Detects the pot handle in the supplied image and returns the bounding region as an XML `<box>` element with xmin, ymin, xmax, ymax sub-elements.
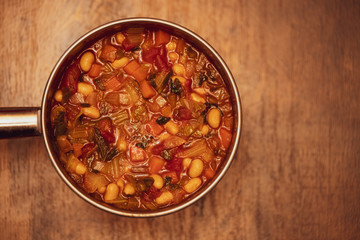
<box><xmin>0</xmin><ymin>107</ymin><xmax>42</xmax><ymax>138</ymax></box>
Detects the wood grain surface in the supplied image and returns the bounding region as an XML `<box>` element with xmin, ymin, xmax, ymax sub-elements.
<box><xmin>1</xmin><ymin>0</ymin><xmax>360</xmax><ymax>239</ymax></box>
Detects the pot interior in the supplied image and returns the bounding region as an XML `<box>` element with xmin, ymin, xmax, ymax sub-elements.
<box><xmin>41</xmin><ymin>18</ymin><xmax>241</xmax><ymax>217</ymax></box>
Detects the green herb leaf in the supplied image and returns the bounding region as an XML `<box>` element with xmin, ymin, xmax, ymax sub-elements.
<box><xmin>198</xmin><ymin>73</ymin><xmax>208</xmax><ymax>86</ymax></box>
<box><xmin>54</xmin><ymin>111</ymin><xmax>67</xmax><ymax>136</ymax></box>
<box><xmin>186</xmin><ymin>46</ymin><xmax>197</xmax><ymax>58</ymax></box>
<box><xmin>80</xmin><ymin>103</ymin><xmax>90</xmax><ymax>107</ymax></box>
<box><xmin>156</xmin><ymin>116</ymin><xmax>170</xmax><ymax>125</ymax></box>
<box><xmin>164</xmin><ymin>176</ymin><xmax>172</xmax><ymax>186</ymax></box>
<box><xmin>105</xmin><ymin>148</ymin><xmax>119</xmax><ymax>161</ymax></box>
<box><xmin>169</xmin><ymin>78</ymin><xmax>182</xmax><ymax>95</ymax></box>
<box><xmin>94</xmin><ymin>127</ymin><xmax>108</xmax><ymax>159</ymax></box>
<box><xmin>136</xmin><ymin>142</ymin><xmax>146</xmax><ymax>149</ymax></box>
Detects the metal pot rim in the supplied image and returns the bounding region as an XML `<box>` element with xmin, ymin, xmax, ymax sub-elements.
<box><xmin>41</xmin><ymin>17</ymin><xmax>242</xmax><ymax>217</ymax></box>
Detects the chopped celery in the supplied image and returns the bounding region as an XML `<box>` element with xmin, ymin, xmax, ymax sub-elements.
<box><xmin>110</xmin><ymin>110</ymin><xmax>130</xmax><ymax>126</ymax></box>
<box><xmin>176</xmin><ymin>139</ymin><xmax>214</xmax><ymax>162</ymax></box>
<box><xmin>153</xmin><ymin>70</ymin><xmax>172</xmax><ymax>93</ymax></box>
<box><xmin>94</xmin><ymin>127</ymin><xmax>108</xmax><ymax>159</ymax></box>
<box><xmin>69</xmin><ymin>126</ymin><xmax>89</xmax><ymax>139</ymax></box>
<box><xmin>104</xmin><ymin>92</ymin><xmax>119</xmax><ymax>106</ymax></box>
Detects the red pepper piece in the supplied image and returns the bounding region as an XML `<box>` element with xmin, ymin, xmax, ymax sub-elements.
<box><xmin>61</xmin><ymin>63</ymin><xmax>80</xmax><ymax>94</ymax></box>
<box><xmin>81</xmin><ymin>142</ymin><xmax>96</xmax><ymax>158</ymax></box>
<box><xmin>150</xmin><ymin>142</ymin><xmax>165</xmax><ymax>155</ymax></box>
<box><xmin>100</xmin><ymin>45</ymin><xmax>117</xmax><ymax>62</ymax></box>
<box><xmin>96</xmin><ymin>118</ymin><xmax>115</xmax><ymax>144</ymax></box>
<box><xmin>165</xmin><ymin>157</ymin><xmax>183</xmax><ymax>174</ymax></box>
<box><xmin>142</xmin><ymin>186</ymin><xmax>162</xmax><ymax>202</ymax></box>
<box><xmin>173</xmin><ymin>106</ymin><xmax>192</xmax><ymax>121</ymax></box>
<box><xmin>142</xmin><ymin>46</ymin><xmax>160</xmax><ymax>63</ymax></box>
<box><xmin>122</xmin><ymin>34</ymin><xmax>143</xmax><ymax>51</ymax></box>
<box><xmin>65</xmin><ymin>103</ymin><xmax>80</xmax><ymax>121</ymax></box>
<box><xmin>154</xmin><ymin>45</ymin><xmax>171</xmax><ymax>72</ymax></box>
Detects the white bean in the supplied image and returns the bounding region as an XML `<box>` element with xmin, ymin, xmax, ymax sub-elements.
<box><xmin>150</xmin><ymin>174</ymin><xmax>164</xmax><ymax>189</ymax></box>
<box><xmin>77</xmin><ymin>82</ymin><xmax>94</xmax><ymax>96</ymax></box>
<box><xmin>155</xmin><ymin>191</ymin><xmax>174</xmax><ymax>205</ymax></box>
<box><xmin>104</xmin><ymin>183</ymin><xmax>119</xmax><ymax>201</ymax></box>
<box><xmin>184</xmin><ymin>178</ymin><xmax>202</xmax><ymax>193</ymax></box>
<box><xmin>80</xmin><ymin>51</ymin><xmax>95</xmax><ymax>72</ymax></box>
<box><xmin>207</xmin><ymin>108</ymin><xmax>221</xmax><ymax>128</ymax></box>
<box><xmin>188</xmin><ymin>159</ymin><xmax>204</xmax><ymax>178</ymax></box>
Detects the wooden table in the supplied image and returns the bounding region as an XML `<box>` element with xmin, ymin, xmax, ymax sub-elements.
<box><xmin>1</xmin><ymin>0</ymin><xmax>359</xmax><ymax>239</ymax></box>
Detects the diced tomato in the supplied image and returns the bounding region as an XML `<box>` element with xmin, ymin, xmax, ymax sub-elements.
<box><xmin>161</xmin><ymin>171</ymin><xmax>179</xmax><ymax>184</ymax></box>
<box><xmin>130</xmin><ymin>145</ymin><xmax>146</xmax><ymax>162</ymax></box>
<box><xmin>100</xmin><ymin>45</ymin><xmax>117</xmax><ymax>62</ymax></box>
<box><xmin>165</xmin><ymin>157</ymin><xmax>183</xmax><ymax>174</ymax></box>
<box><xmin>161</xmin><ymin>105</ymin><xmax>172</xmax><ymax>118</ymax></box>
<box><xmin>142</xmin><ymin>186</ymin><xmax>161</xmax><ymax>202</ymax></box>
<box><xmin>132</xmin><ymin>66</ymin><xmax>149</xmax><ymax>82</ymax></box>
<box><xmin>122</xmin><ymin>33</ymin><xmax>144</xmax><ymax>51</ymax></box>
<box><xmin>155</xmin><ymin>30</ymin><xmax>170</xmax><ymax>46</ymax></box>
<box><xmin>147</xmin><ymin>117</ymin><xmax>164</xmax><ymax>136</ymax></box>
<box><xmin>123</xmin><ymin>60</ymin><xmax>141</xmax><ymax>76</ymax></box>
<box><xmin>73</xmin><ymin>143</ymin><xmax>83</xmax><ymax>157</ymax></box>
<box><xmin>142</xmin><ymin>47</ymin><xmax>160</xmax><ymax>63</ymax></box>
<box><xmin>219</xmin><ymin>127</ymin><xmax>232</xmax><ymax>149</ymax></box>
<box><xmin>96</xmin><ymin>118</ymin><xmax>115</xmax><ymax>144</ymax></box>
<box><xmin>104</xmin><ymin>76</ymin><xmax>121</xmax><ymax>90</ymax></box>
<box><xmin>150</xmin><ymin>142</ymin><xmax>165</xmax><ymax>155</ymax></box>
<box><xmin>154</xmin><ymin>45</ymin><xmax>171</xmax><ymax>71</ymax></box>
<box><xmin>183</xmin><ymin>79</ymin><xmax>193</xmax><ymax>95</ymax></box>
<box><xmin>140</xmin><ymin>81</ymin><xmax>156</xmax><ymax>99</ymax></box>
<box><xmin>204</xmin><ymin>167</ymin><xmax>215</xmax><ymax>179</ymax></box>
<box><xmin>149</xmin><ymin>156</ymin><xmax>165</xmax><ymax>174</ymax></box>
<box><xmin>65</xmin><ymin>103</ymin><xmax>80</xmax><ymax>121</ymax></box>
<box><xmin>61</xmin><ymin>63</ymin><xmax>80</xmax><ymax>94</ymax></box>
<box><xmin>81</xmin><ymin>143</ymin><xmax>96</xmax><ymax>158</ymax></box>
<box><xmin>173</xmin><ymin>106</ymin><xmax>192</xmax><ymax>121</ymax></box>
<box><xmin>88</xmin><ymin>64</ymin><xmax>102</xmax><ymax>78</ymax></box>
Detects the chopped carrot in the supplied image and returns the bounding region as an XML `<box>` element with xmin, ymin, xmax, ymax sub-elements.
<box><xmin>176</xmin><ymin>39</ymin><xmax>185</xmax><ymax>54</ymax></box>
<box><xmin>219</xmin><ymin>128</ymin><xmax>232</xmax><ymax>149</ymax></box>
<box><xmin>149</xmin><ymin>156</ymin><xmax>165</xmax><ymax>174</ymax></box>
<box><xmin>132</xmin><ymin>66</ymin><xmax>149</xmax><ymax>82</ymax></box>
<box><xmin>140</xmin><ymin>81</ymin><xmax>156</xmax><ymax>99</ymax></box>
<box><xmin>155</xmin><ymin>30</ymin><xmax>170</xmax><ymax>46</ymax></box>
<box><xmin>124</xmin><ymin>60</ymin><xmax>141</xmax><ymax>75</ymax></box>
<box><xmin>161</xmin><ymin>105</ymin><xmax>172</xmax><ymax>118</ymax></box>
<box><xmin>147</xmin><ymin>117</ymin><xmax>164</xmax><ymax>136</ymax></box>
<box><xmin>72</xmin><ymin>143</ymin><xmax>83</xmax><ymax>158</ymax></box>
<box><xmin>104</xmin><ymin>76</ymin><xmax>121</xmax><ymax>90</ymax></box>
<box><xmin>204</xmin><ymin>167</ymin><xmax>215</xmax><ymax>179</ymax></box>
<box><xmin>88</xmin><ymin>64</ymin><xmax>102</xmax><ymax>78</ymax></box>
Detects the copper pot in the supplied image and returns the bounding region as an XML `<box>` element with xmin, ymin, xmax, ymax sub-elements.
<box><xmin>0</xmin><ymin>18</ymin><xmax>242</xmax><ymax>217</ymax></box>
